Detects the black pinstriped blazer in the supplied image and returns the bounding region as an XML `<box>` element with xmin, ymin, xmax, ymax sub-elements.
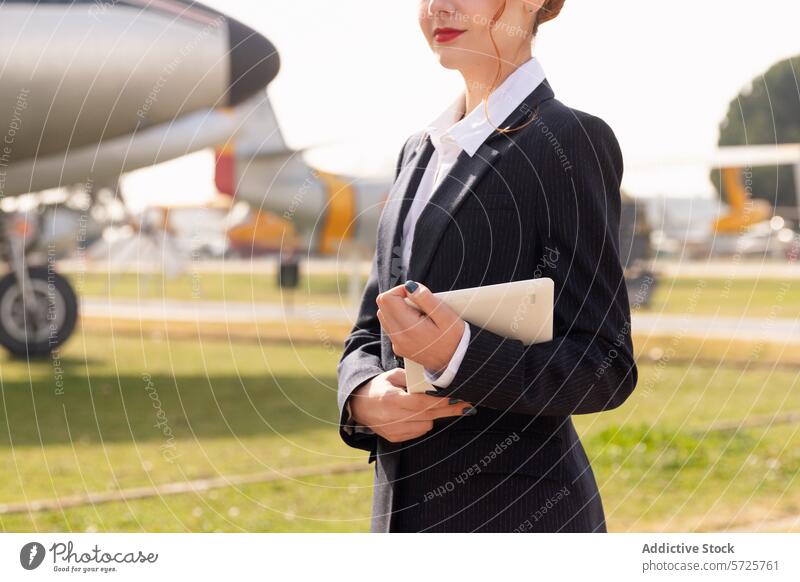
<box><xmin>336</xmin><ymin>78</ymin><xmax>638</xmax><ymax>532</ymax></box>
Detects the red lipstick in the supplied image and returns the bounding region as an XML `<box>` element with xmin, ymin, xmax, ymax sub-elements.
<box><xmin>433</xmin><ymin>27</ymin><xmax>465</xmax><ymax>43</ymax></box>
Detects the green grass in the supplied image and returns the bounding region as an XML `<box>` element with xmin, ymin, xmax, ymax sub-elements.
<box><xmin>0</xmin><ymin>325</ymin><xmax>798</xmax><ymax>532</ymax></box>
<box><xmin>67</xmin><ymin>271</ymin><xmax>369</xmax><ymax>305</ymax></box>
<box><xmin>0</xmin><ymin>472</ymin><xmax>374</xmax><ymax>533</ymax></box>
<box><xmin>640</xmin><ymin>276</ymin><xmax>800</xmax><ymax>318</ymax></box>
<box><xmin>583</xmin><ymin>424</ymin><xmax>800</xmax><ymax>532</ymax></box>
<box><xmin>0</xmin><ymin>332</ymin><xmax>357</xmax><ymax>504</ymax></box>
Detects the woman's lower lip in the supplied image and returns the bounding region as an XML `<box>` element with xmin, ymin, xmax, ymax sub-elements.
<box><xmin>434</xmin><ymin>30</ymin><xmax>465</xmax><ymax>43</ymax></box>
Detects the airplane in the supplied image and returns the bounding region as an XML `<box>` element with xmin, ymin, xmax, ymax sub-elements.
<box><xmin>643</xmin><ymin>144</ymin><xmax>800</xmax><ymax>260</ymax></box>
<box><xmin>0</xmin><ymin>0</ymin><xmax>280</xmax><ymax>357</ymax></box>
<box><xmin>212</xmin><ymin>91</ymin><xmax>394</xmax><ymax>306</ymax></box>
<box><xmin>213</xmin><ymin>95</ymin><xmax>393</xmax><ymax>259</ymax></box>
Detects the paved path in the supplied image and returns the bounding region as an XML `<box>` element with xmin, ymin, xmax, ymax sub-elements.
<box><xmin>81</xmin><ymin>298</ymin><xmax>800</xmax><ymax>343</ymax></box>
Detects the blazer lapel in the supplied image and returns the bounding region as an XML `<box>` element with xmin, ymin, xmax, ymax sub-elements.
<box><xmin>377</xmin><ymin>135</ymin><xmax>435</xmax><ymax>291</ymax></box>
<box><xmin>406</xmin><ymin>79</ymin><xmax>555</xmax><ymax>285</ymax></box>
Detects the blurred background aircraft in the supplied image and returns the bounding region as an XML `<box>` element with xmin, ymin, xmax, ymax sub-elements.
<box><xmin>637</xmin><ymin>145</ymin><xmax>800</xmax><ymax>261</ymax></box>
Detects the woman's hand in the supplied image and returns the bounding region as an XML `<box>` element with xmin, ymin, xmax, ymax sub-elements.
<box><xmin>375</xmin><ymin>280</ymin><xmax>465</xmax><ymax>374</ymax></box>
<box><xmin>350</xmin><ymin>368</ymin><xmax>475</xmax><ymax>443</ymax></box>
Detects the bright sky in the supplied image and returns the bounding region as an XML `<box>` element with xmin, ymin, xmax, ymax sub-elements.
<box><xmin>124</xmin><ymin>0</ymin><xmax>800</xmax><ymax>210</ymax></box>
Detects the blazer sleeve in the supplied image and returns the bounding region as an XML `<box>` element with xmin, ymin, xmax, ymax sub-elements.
<box><xmin>432</xmin><ymin>115</ymin><xmax>638</xmax><ymax>416</ymax></box>
<box><xmin>336</xmin><ymin>135</ymin><xmax>411</xmax><ymax>453</ymax></box>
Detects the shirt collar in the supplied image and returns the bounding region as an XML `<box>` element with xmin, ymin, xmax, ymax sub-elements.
<box><xmin>425</xmin><ymin>56</ymin><xmax>546</xmax><ymax>157</ymax></box>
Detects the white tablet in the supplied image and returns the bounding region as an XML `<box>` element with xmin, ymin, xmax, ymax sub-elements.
<box><xmin>400</xmin><ymin>277</ymin><xmax>554</xmax><ymax>393</ymax></box>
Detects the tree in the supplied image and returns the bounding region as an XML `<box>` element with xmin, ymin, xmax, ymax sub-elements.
<box><xmin>713</xmin><ymin>55</ymin><xmax>800</xmax><ymax>210</ymax></box>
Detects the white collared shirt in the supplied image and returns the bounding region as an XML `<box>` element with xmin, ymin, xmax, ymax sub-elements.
<box><xmin>402</xmin><ymin>55</ymin><xmax>547</xmax><ymax>388</ymax></box>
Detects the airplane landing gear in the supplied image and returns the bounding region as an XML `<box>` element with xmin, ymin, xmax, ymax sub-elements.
<box><xmin>0</xmin><ymin>215</ymin><xmax>78</xmax><ymax>358</ymax></box>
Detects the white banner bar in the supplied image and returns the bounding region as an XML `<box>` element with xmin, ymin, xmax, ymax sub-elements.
<box><xmin>1</xmin><ymin>533</ymin><xmax>798</xmax><ymax>581</ymax></box>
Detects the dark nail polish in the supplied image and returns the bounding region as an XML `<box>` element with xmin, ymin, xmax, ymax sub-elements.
<box><xmin>461</xmin><ymin>407</ymin><xmax>477</xmax><ymax>416</ymax></box>
<box><xmin>405</xmin><ymin>280</ymin><xmax>419</xmax><ymax>293</ymax></box>
<box><xmin>448</xmin><ymin>398</ymin><xmax>463</xmax><ymax>405</ymax></box>
<box><xmin>425</xmin><ymin>390</ymin><xmax>440</xmax><ymax>396</ymax></box>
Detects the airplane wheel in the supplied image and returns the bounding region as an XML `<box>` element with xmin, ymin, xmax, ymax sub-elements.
<box><xmin>0</xmin><ymin>267</ymin><xmax>78</xmax><ymax>358</ymax></box>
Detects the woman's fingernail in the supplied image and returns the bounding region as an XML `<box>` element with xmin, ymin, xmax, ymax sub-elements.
<box><xmin>461</xmin><ymin>407</ymin><xmax>477</xmax><ymax>416</ymax></box>
<box><xmin>448</xmin><ymin>398</ymin><xmax>463</xmax><ymax>405</ymax></box>
<box><xmin>425</xmin><ymin>390</ymin><xmax>440</xmax><ymax>396</ymax></box>
<box><xmin>405</xmin><ymin>280</ymin><xmax>419</xmax><ymax>293</ymax></box>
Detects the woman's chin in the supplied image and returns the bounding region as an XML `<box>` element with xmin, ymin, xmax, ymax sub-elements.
<box><xmin>432</xmin><ymin>50</ymin><xmax>470</xmax><ymax>71</ymax></box>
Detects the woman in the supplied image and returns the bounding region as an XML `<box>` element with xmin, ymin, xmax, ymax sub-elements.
<box><xmin>336</xmin><ymin>0</ymin><xmax>637</xmax><ymax>533</ymax></box>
